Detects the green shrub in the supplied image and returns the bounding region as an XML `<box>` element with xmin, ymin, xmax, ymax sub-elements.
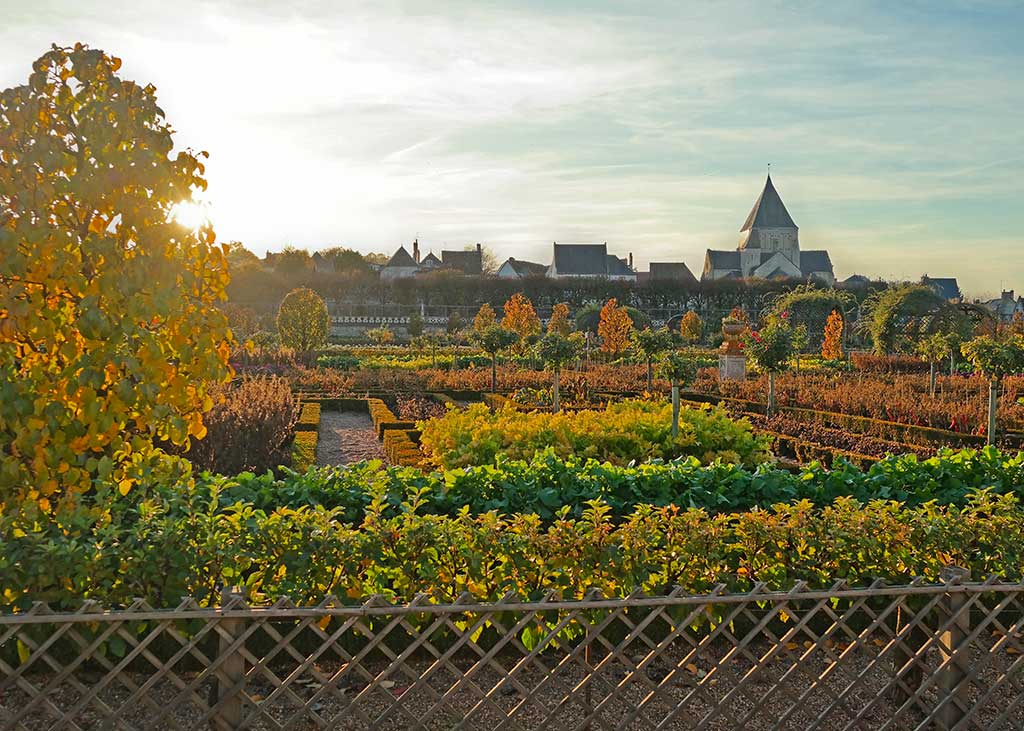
<box><xmin>291</xmin><ymin>431</ymin><xmax>318</xmax><ymax>472</ymax></box>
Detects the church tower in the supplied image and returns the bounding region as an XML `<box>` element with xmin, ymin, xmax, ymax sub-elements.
<box><xmin>737</xmin><ymin>174</ymin><xmax>800</xmax><ymax>272</ymax></box>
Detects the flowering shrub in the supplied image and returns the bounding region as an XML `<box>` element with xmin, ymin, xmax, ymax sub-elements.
<box><xmin>418</xmin><ymin>400</ymin><xmax>770</xmax><ymax>468</ymax></box>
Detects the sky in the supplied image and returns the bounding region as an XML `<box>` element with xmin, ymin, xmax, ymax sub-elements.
<box><xmin>1</xmin><ymin>1</ymin><xmax>1022</xmax><ymax>298</ymax></box>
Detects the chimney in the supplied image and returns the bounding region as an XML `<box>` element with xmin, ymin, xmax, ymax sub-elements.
<box><xmin>628</xmin><ymin>252</ymin><xmax>634</xmax><ymax>269</ymax></box>
<box><xmin>413</xmin><ymin>238</ymin><xmax>420</xmax><ymax>264</ymax></box>
<box><xmin>476</xmin><ymin>242</ymin><xmax>482</xmax><ymax>254</ymax></box>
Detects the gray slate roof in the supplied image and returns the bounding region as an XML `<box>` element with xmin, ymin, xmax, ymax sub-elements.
<box><xmin>420</xmin><ymin>252</ymin><xmax>443</xmax><ymax>267</ymax></box>
<box><xmin>385</xmin><ymin>246</ymin><xmax>417</xmax><ymax>268</ymax></box>
<box><xmin>606</xmin><ymin>255</ymin><xmax>634</xmax><ymax>277</ymax></box>
<box><xmin>705</xmin><ymin>250</ymin><xmax>740</xmax><ymax>269</ymax></box>
<box><xmin>800</xmin><ymin>250</ymin><xmax>833</xmax><ymax>275</ymax></box>
<box><xmin>502</xmin><ymin>257</ymin><xmax>547</xmax><ymax>277</ymax></box>
<box><xmin>552</xmin><ymin>243</ymin><xmax>609</xmax><ymax>275</ymax></box>
<box><xmin>922</xmin><ymin>276</ymin><xmax>961</xmax><ymax>301</ymax></box>
<box><xmin>649</xmin><ymin>262</ymin><xmax>698</xmax><ymax>284</ymax></box>
<box><xmin>441</xmin><ymin>249</ymin><xmax>483</xmax><ymax>275</ymax></box>
<box><xmin>741</xmin><ymin>174</ymin><xmax>797</xmax><ymax>231</ymax></box>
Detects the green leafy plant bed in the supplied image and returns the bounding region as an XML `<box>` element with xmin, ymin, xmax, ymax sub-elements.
<box><xmin>418</xmin><ymin>400</ymin><xmax>771</xmax><ymax>469</ymax></box>
<box><xmin>196</xmin><ymin>447</ymin><xmax>1024</xmax><ymax>524</ymax></box>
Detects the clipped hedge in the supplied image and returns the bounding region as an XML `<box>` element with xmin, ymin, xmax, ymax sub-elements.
<box><xmin>291</xmin><ymin>431</ymin><xmax>318</xmax><ymax>471</ymax></box>
<box><xmin>295</xmin><ymin>402</ymin><xmax>321</xmax><ymax>432</ymax></box>
<box><xmin>5</xmin><ymin>487</ymin><xmax>1023</xmax><ymax>610</ymax></box>
<box><xmin>383</xmin><ymin>429</ymin><xmax>423</xmax><ymax>467</ymax></box>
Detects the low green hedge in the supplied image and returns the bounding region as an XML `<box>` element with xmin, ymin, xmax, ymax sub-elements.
<box><xmin>4</xmin><ymin>486</ymin><xmax>1023</xmax><ymax>610</ymax></box>
<box><xmin>295</xmin><ymin>402</ymin><xmax>321</xmax><ymax>432</ymax></box>
<box><xmin>291</xmin><ymin>431</ymin><xmax>318</xmax><ymax>471</ymax></box>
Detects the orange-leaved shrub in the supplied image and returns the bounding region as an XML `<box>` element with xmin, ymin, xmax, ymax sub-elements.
<box><xmin>184</xmin><ymin>377</ymin><xmax>298</xmax><ymax>474</ymax></box>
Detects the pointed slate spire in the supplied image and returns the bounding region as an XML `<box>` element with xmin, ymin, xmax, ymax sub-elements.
<box><xmin>741</xmin><ymin>174</ymin><xmax>797</xmax><ymax>232</ymax></box>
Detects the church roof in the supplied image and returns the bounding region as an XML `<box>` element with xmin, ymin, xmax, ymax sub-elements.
<box><xmin>800</xmin><ymin>251</ymin><xmax>833</xmax><ymax>277</ymax></box>
<box><xmin>385</xmin><ymin>246</ymin><xmax>417</xmax><ymax>268</ymax></box>
<box><xmin>741</xmin><ymin>174</ymin><xmax>797</xmax><ymax>232</ymax></box>
<box><xmin>705</xmin><ymin>250</ymin><xmax>740</xmax><ymax>270</ymax></box>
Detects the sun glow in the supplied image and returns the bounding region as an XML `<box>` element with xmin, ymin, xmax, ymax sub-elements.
<box><xmin>169</xmin><ymin>200</ymin><xmax>212</xmax><ymax>231</ymax></box>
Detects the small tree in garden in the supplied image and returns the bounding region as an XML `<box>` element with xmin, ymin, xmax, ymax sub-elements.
<box><xmin>599</xmin><ymin>298</ymin><xmax>634</xmax><ymax>355</ymax></box>
<box><xmin>659</xmin><ymin>352</ymin><xmax>699</xmax><ymax>438</ymax></box>
<box><xmin>745</xmin><ymin>316</ymin><xmax>804</xmax><ymax>416</ymax></box>
<box><xmin>446</xmin><ymin>311</ymin><xmax>463</xmax><ymax>336</ymax></box>
<box><xmin>366</xmin><ymin>327</ymin><xmax>395</xmax><ymax>345</ymax></box>
<box><xmin>503</xmin><ymin>293</ymin><xmax>541</xmax><ymax>352</ymax></box>
<box><xmin>632</xmin><ymin>327</ymin><xmax>675</xmax><ymax>392</ymax></box>
<box><xmin>961</xmin><ymin>334</ymin><xmax>1024</xmax><ymax>445</ymax></box>
<box><xmin>473</xmin><ymin>303</ymin><xmax>496</xmax><ymax>334</ymax></box>
<box><xmin>679</xmin><ymin>311</ymin><xmax>703</xmax><ymax>345</ymax></box>
<box><xmin>821</xmin><ymin>310</ymin><xmax>844</xmax><ymax>361</ymax></box>
<box><xmin>475</xmin><ymin>325</ymin><xmax>519</xmax><ymax>392</ymax></box>
<box><xmin>916</xmin><ymin>332</ymin><xmax>950</xmax><ymax>398</ymax></box>
<box><xmin>536</xmin><ymin>333</ymin><xmax>583</xmax><ymax>412</ymax></box>
<box><xmin>277</xmin><ymin>288</ymin><xmax>330</xmax><ymax>353</ymax></box>
<box><xmin>547</xmin><ymin>302</ymin><xmax>572</xmax><ymax>336</ymax></box>
<box><xmin>406</xmin><ymin>312</ymin><xmax>424</xmax><ymax>339</ymax></box>
<box><xmin>424</xmin><ymin>332</ymin><xmax>443</xmax><ymax>367</ymax></box>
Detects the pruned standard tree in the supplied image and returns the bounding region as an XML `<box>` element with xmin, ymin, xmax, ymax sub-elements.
<box><xmin>475</xmin><ymin>324</ymin><xmax>519</xmax><ymax>393</ymax></box>
<box><xmin>0</xmin><ymin>45</ymin><xmax>233</xmax><ymax>512</ymax></box>
<box><xmin>536</xmin><ymin>332</ymin><xmax>583</xmax><ymax>412</ymax></box>
<box><xmin>277</xmin><ymin>287</ymin><xmax>330</xmax><ymax>352</ymax></box>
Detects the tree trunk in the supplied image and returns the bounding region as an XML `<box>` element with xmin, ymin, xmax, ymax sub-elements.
<box><xmin>553</xmin><ymin>366</ymin><xmax>561</xmax><ymax>413</ymax></box>
<box><xmin>929</xmin><ymin>363</ymin><xmax>936</xmax><ymax>398</ymax></box>
<box><xmin>767</xmin><ymin>371</ymin><xmax>777</xmax><ymax>417</ymax></box>
<box><xmin>987</xmin><ymin>378</ymin><xmax>999</xmax><ymax>446</ymax></box>
<box><xmin>491</xmin><ymin>354</ymin><xmax>497</xmax><ymax>393</ymax></box>
<box><xmin>950</xmin><ymin>351</ymin><xmax>955</xmax><ymax>377</ymax></box>
<box><xmin>671</xmin><ymin>384</ymin><xmax>680</xmax><ymax>438</ymax></box>
<box><xmin>646</xmin><ymin>359</ymin><xmax>653</xmax><ymax>393</ymax></box>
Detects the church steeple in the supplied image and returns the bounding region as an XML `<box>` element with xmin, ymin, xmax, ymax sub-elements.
<box><xmin>740</xmin><ymin>174</ymin><xmax>797</xmax><ymax>232</ymax></box>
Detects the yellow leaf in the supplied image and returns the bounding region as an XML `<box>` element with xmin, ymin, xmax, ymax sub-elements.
<box><xmin>118</xmin><ymin>478</ymin><xmax>132</xmax><ymax>496</ymax></box>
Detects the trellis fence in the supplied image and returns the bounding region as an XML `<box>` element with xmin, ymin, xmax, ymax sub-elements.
<box><xmin>2</xmin><ymin>572</ymin><xmax>1023</xmax><ymax>730</ymax></box>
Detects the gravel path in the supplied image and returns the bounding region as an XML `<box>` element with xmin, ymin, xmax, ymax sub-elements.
<box><xmin>316</xmin><ymin>410</ymin><xmax>385</xmax><ymax>466</ymax></box>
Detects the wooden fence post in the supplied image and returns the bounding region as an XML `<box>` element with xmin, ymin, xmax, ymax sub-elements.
<box><xmin>211</xmin><ymin>587</ymin><xmax>247</xmax><ymax>731</ymax></box>
<box><xmin>937</xmin><ymin>566</ymin><xmax>971</xmax><ymax>731</ymax></box>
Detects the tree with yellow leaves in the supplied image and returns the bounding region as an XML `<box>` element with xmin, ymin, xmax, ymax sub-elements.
<box><xmin>679</xmin><ymin>311</ymin><xmax>703</xmax><ymax>344</ymax></box>
<box><xmin>821</xmin><ymin>310</ymin><xmax>844</xmax><ymax>361</ymax></box>
<box><xmin>278</xmin><ymin>288</ymin><xmax>330</xmax><ymax>352</ymax></box>
<box><xmin>598</xmin><ymin>298</ymin><xmax>633</xmax><ymax>355</ymax></box>
<box><xmin>502</xmin><ymin>292</ymin><xmax>541</xmax><ymax>352</ymax></box>
<box><xmin>473</xmin><ymin>302</ymin><xmax>496</xmax><ymax>335</ymax></box>
<box><xmin>547</xmin><ymin>302</ymin><xmax>572</xmax><ymax>336</ymax></box>
<box><xmin>0</xmin><ymin>45</ymin><xmax>233</xmax><ymax>513</ymax></box>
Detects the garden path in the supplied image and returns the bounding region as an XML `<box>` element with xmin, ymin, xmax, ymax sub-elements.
<box><xmin>316</xmin><ymin>411</ymin><xmax>386</xmax><ymax>466</ymax></box>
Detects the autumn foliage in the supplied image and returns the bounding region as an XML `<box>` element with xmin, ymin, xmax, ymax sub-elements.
<box><xmin>821</xmin><ymin>310</ymin><xmax>844</xmax><ymax>360</ymax></box>
<box><xmin>502</xmin><ymin>292</ymin><xmax>541</xmax><ymax>340</ymax></box>
<box><xmin>547</xmin><ymin>302</ymin><xmax>572</xmax><ymax>336</ymax></box>
<box><xmin>598</xmin><ymin>298</ymin><xmax>633</xmax><ymax>354</ymax></box>
<box><xmin>0</xmin><ymin>45</ymin><xmax>233</xmax><ymax>512</ymax></box>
